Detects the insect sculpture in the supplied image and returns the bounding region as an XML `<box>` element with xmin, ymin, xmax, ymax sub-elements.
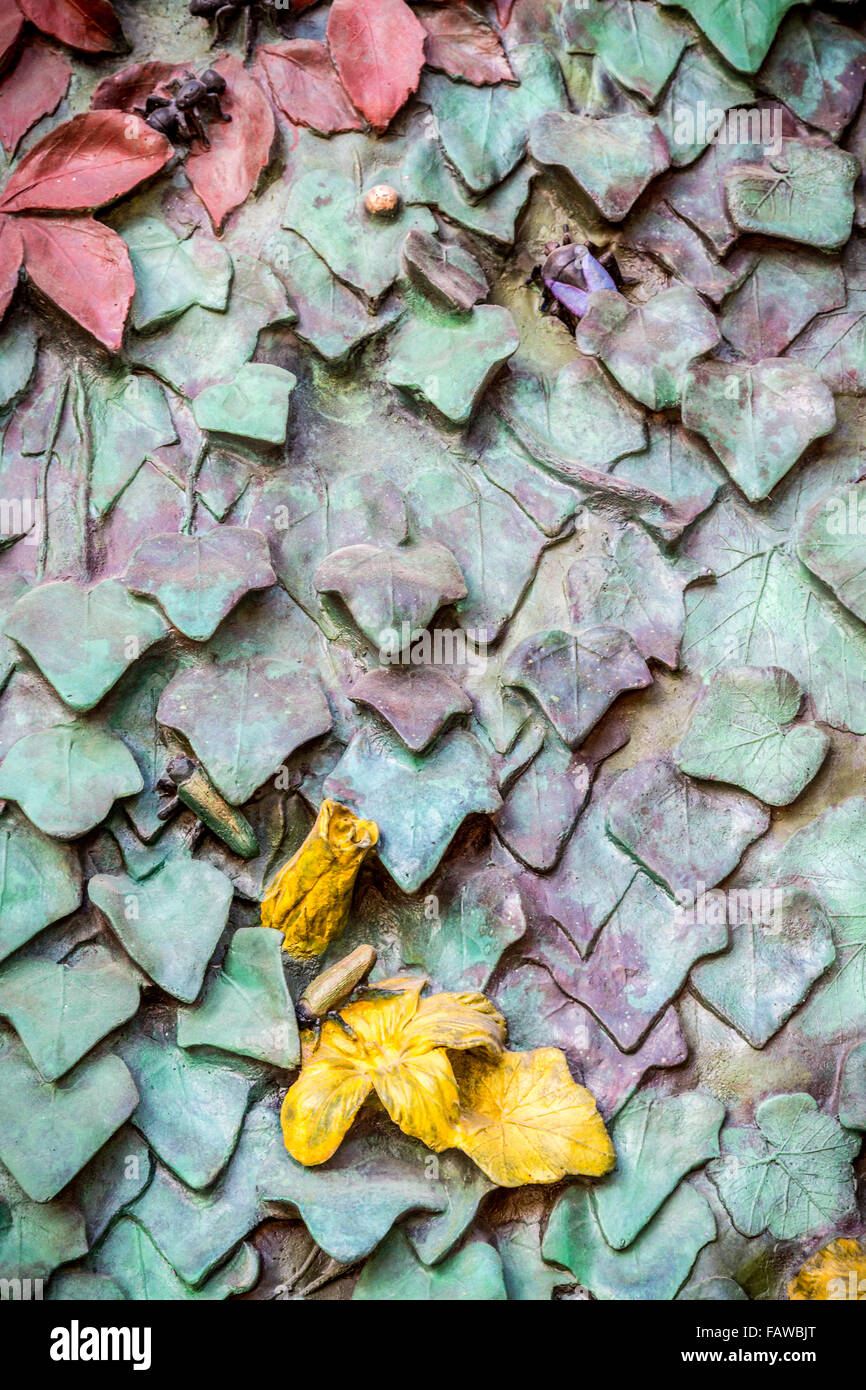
<box><xmin>136</xmin><ymin>67</ymin><xmax>231</xmax><ymax>148</ymax></box>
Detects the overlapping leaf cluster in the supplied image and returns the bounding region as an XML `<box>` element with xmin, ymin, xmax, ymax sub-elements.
<box><xmin>0</xmin><ymin>0</ymin><xmax>863</xmax><ymax>1304</ymax></box>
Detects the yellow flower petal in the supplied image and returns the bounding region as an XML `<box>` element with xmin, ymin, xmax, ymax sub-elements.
<box><xmin>403</xmin><ymin>990</ymin><xmax>507</xmax><ymax>1059</ymax></box>
<box><xmin>372</xmin><ymin>1048</ymin><xmax>461</xmax><ymax>1151</ymax></box>
<box><xmin>281</xmin><ymin>1055</ymin><xmax>372</xmax><ymax>1165</ymax></box>
<box><xmin>451</xmin><ymin>1048</ymin><xmax>616</xmax><ymax>1187</ymax></box>
<box><xmin>787</xmin><ymin>1238</ymin><xmax>866</xmax><ymax>1300</ymax></box>
<box><xmin>338</xmin><ymin>979</ymin><xmax>425</xmax><ymax>1049</ymax></box>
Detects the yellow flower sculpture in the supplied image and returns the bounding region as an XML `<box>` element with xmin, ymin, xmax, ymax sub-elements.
<box><xmin>261</xmin><ymin>799</ymin><xmax>379</xmax><ymax>960</ymax></box>
<box><xmin>788</xmin><ymin>1238</ymin><xmax>866</xmax><ymax>1300</ymax></box>
<box><xmin>280</xmin><ymin>975</ymin><xmax>615</xmax><ymax>1186</ymax></box>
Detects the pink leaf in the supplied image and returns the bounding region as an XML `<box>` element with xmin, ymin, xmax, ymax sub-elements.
<box><xmin>416</xmin><ymin>3</ymin><xmax>514</xmax><ymax>86</ymax></box>
<box><xmin>492</xmin><ymin>0</ymin><xmax>516</xmax><ymax>24</ymax></box>
<box><xmin>18</xmin><ymin>212</ymin><xmax>133</xmax><ymax>349</ymax></box>
<box><xmin>0</xmin><ymin>212</ymin><xmax>22</xmax><ymax>320</ymax></box>
<box><xmin>185</xmin><ymin>54</ymin><xmax>274</xmax><ymax>232</ymax></box>
<box><xmin>326</xmin><ymin>0</ymin><xmax>425</xmax><ymax>133</ymax></box>
<box><xmin>17</xmin><ymin>0</ymin><xmax>124</xmax><ymax>53</ymax></box>
<box><xmin>91</xmin><ymin>59</ymin><xmax>185</xmax><ymax>111</ymax></box>
<box><xmin>0</xmin><ymin>110</ymin><xmax>171</xmax><ymax>213</ymax></box>
<box><xmin>0</xmin><ymin>43</ymin><xmax>71</xmax><ymax>152</ymax></box>
<box><xmin>0</xmin><ymin>0</ymin><xmax>23</xmax><ymax>72</ymax></box>
<box><xmin>257</xmin><ymin>40</ymin><xmax>363</xmax><ymax>135</ymax></box>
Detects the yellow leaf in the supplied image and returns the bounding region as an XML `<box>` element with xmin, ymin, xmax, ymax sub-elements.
<box><xmin>280</xmin><ymin>1054</ymin><xmax>373</xmax><ymax>1165</ymax></box>
<box><xmin>787</xmin><ymin>1238</ymin><xmax>866</xmax><ymax>1300</ymax></box>
<box><xmin>261</xmin><ymin>799</ymin><xmax>378</xmax><ymax>959</ymax></box>
<box><xmin>403</xmin><ymin>990</ymin><xmax>506</xmax><ymax>1059</ymax></box>
<box><xmin>451</xmin><ymin>1048</ymin><xmax>616</xmax><ymax>1187</ymax></box>
<box><xmin>281</xmin><ymin>980</ymin><xmax>489</xmax><ymax>1162</ymax></box>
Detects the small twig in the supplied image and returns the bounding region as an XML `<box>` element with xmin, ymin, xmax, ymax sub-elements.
<box><xmin>36</xmin><ymin>374</ymin><xmax>71</xmax><ymax>579</ymax></box>
<box><xmin>295</xmin><ymin>1258</ymin><xmax>354</xmax><ymax>1299</ymax></box>
<box><xmin>181</xmin><ymin>439</ymin><xmax>209</xmax><ymax>535</ymax></box>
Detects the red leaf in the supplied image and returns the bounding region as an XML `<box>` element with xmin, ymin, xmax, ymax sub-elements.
<box><xmin>18</xmin><ymin>213</ymin><xmax>133</xmax><ymax>349</ymax></box>
<box><xmin>0</xmin><ymin>110</ymin><xmax>171</xmax><ymax>213</ymax></box>
<box><xmin>416</xmin><ymin>3</ymin><xmax>514</xmax><ymax>86</ymax></box>
<box><xmin>0</xmin><ymin>43</ymin><xmax>71</xmax><ymax>152</ymax></box>
<box><xmin>257</xmin><ymin>41</ymin><xmax>362</xmax><ymax>135</ymax></box>
<box><xmin>492</xmin><ymin>0</ymin><xmax>516</xmax><ymax>23</ymax></box>
<box><xmin>0</xmin><ymin>0</ymin><xmax>23</xmax><ymax>72</ymax></box>
<box><xmin>185</xmin><ymin>54</ymin><xmax>274</xmax><ymax>232</ymax></box>
<box><xmin>17</xmin><ymin>0</ymin><xmax>124</xmax><ymax>53</ymax></box>
<box><xmin>0</xmin><ymin>213</ymin><xmax>23</xmax><ymax>321</ymax></box>
<box><xmin>91</xmin><ymin>59</ymin><xmax>185</xmax><ymax>111</ymax></box>
<box><xmin>326</xmin><ymin>0</ymin><xmax>425</xmax><ymax>133</ymax></box>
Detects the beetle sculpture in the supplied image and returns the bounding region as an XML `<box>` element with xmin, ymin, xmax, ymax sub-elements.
<box><xmin>135</xmin><ymin>67</ymin><xmax>231</xmax><ymax>148</ymax></box>
<box><xmin>293</xmin><ymin>944</ymin><xmax>409</xmax><ymax>1052</ymax></box>
<box><xmin>156</xmin><ymin>754</ymin><xmax>259</xmax><ymax>858</ymax></box>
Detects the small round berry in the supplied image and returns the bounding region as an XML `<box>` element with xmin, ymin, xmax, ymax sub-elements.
<box><xmin>364</xmin><ymin>184</ymin><xmax>401</xmax><ymax>217</ymax></box>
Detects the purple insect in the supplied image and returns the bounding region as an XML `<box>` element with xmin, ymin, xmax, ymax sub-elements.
<box><xmin>530</xmin><ymin>227</ymin><xmax>623</xmax><ymax>329</ymax></box>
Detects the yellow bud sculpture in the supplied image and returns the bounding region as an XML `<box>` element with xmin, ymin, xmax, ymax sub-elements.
<box><xmin>261</xmin><ymin>798</ymin><xmax>379</xmax><ymax>960</ymax></box>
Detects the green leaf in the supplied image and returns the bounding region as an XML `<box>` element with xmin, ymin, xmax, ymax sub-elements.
<box><xmin>0</xmin><ymin>321</ymin><xmax>37</xmax><ymax>409</ymax></box>
<box><xmin>315</xmin><ymin>539</ymin><xmax>466</xmax><ymax>650</ymax></box>
<box><xmin>91</xmin><ymin>1218</ymin><xmax>259</xmax><ymax>1301</ymax></box>
<box><xmin>157</xmin><ymin>658</ymin><xmax>332</xmax><ymax>804</ymax></box>
<box><xmin>282</xmin><ymin>168</ymin><xmax>436</xmax><ymax>303</ymax></box>
<box><xmin>263</xmin><ymin>229</ymin><xmax>403</xmax><ymax>362</ymax></box>
<box><xmin>544</xmin><ymin>1181</ymin><xmax>716</xmax><ymax>1300</ymax></box>
<box><xmin>400</xmin><ymin>136</ymin><xmax>533</xmax><ymax>245</ymax></box>
<box><xmin>683</xmin><ymin>547</ymin><xmax>866</xmax><ymax>734</ymax></box>
<box><xmin>529</xmin><ymin>111</ymin><xmax>669</xmax><ymax>221</ymax></box>
<box><xmin>563</xmin><ymin>0</ymin><xmax>689</xmax><ymax>102</ymax></box>
<box><xmin>70</xmin><ymin>1126</ymin><xmax>151</xmax><ymax>1246</ymax></box>
<box><xmin>405</xmin><ymin>462</ymin><xmax>548</xmax><ymax>643</ymax></box>
<box><xmin>497</xmin><ymin>359</ymin><xmax>646</xmax><ymax>476</ymax></box>
<box><xmin>655</xmin><ymin>44</ymin><xmax>753</xmax><ymax>166</ymax></box>
<box><xmin>606</xmin><ymin>755</ymin><xmax>769</xmax><ymax>902</ymax></box>
<box><xmin>4</xmin><ymin>579</ymin><xmax>168</xmax><ymax>712</ymax></box>
<box><xmin>385</xmin><ymin>302</ymin><xmax>519</xmax><ymax>425</ymax></box>
<box><xmin>565</xmin><ymin>522</ymin><xmax>701</xmax><ymax>670</ymax></box>
<box><xmin>504</xmin><ymin>628</ymin><xmax>652</xmax><ymax>749</ymax></box>
<box><xmin>681</xmin><ymin>360</ymin><xmax>836</xmax><ymax>502</ymax></box>
<box><xmin>839</xmin><ymin>1042</ymin><xmax>866</xmax><ymax>1130</ymax></box>
<box><xmin>126</xmin><ymin>255</ymin><xmax>293</xmax><ymax>398</ymax></box>
<box><xmin>88</xmin><ymin>858</ymin><xmax>234</xmax><ymax>1004</ymax></box>
<box><xmin>0</xmin><ymin>723</ymin><xmax>144</xmax><ymax>839</ymax></box>
<box><xmin>719</xmin><ymin>247</ymin><xmax>846</xmax><ymax>361</ymax></box>
<box><xmin>87</xmin><ymin>369</ymin><xmax>178</xmax><ymax>517</ymax></box>
<box><xmin>424</xmin><ymin>43</ymin><xmax>565</xmax><ymax>195</ymax></box>
<box><xmin>403</xmin><ymin>1149</ymin><xmax>494</xmax><ymax>1266</ymax></box>
<box><xmin>659</xmin><ymin>0</ymin><xmax>801</xmax><ymax>72</ymax></box>
<box><xmin>0</xmin><ymin>943</ymin><xmax>140</xmax><ymax>1082</ymax></box>
<box><xmin>495</xmin><ymin>1219</ymin><xmax>571</xmax><ymax>1300</ymax></box>
<box><xmin>177</xmin><ymin>927</ymin><xmax>300</xmax><ymax>1069</ymax></box>
<box><xmin>786</xmin><ymin>240</ymin><xmax>866</xmax><ymax>392</ymax></box>
<box><xmin>691</xmin><ymin>885</ymin><xmax>835</xmax><ymax>1048</ymax></box>
<box><xmin>0</xmin><ymin>806</ymin><xmax>81</xmax><ymax>964</ymax></box>
<box><xmin>677</xmin><ymin>666</ymin><xmax>829</xmax><ymax>806</ymax></box>
<box><xmin>707</xmin><ymin>1093</ymin><xmax>860</xmax><ymax>1239</ymax></box>
<box><xmin>593</xmin><ymin>1091</ymin><xmax>725</xmax><ymax>1250</ymax></box>
<box><xmin>121</xmin><ymin>216</ymin><xmax>232</xmax><ymax>331</ymax></box>
<box><xmin>191</xmin><ymin>364</ymin><xmax>296</xmax><ymax>444</ymax></box>
<box><xmin>124</xmin><ymin>527</ymin><xmax>276</xmax><ymax>642</ymax></box>
<box><xmin>773</xmin><ymin>798</ymin><xmax>866</xmax><ymax>1042</ymax></box>
<box><xmin>324</xmin><ymin>727</ymin><xmax>501</xmax><ymax>892</ymax></box>
<box><xmin>0</xmin><ymin>1163</ymin><xmax>86</xmax><ymax>1281</ymax></box>
<box><xmin>798</xmin><ymin>479</ymin><xmax>866</xmax><ymax>627</ymax></box>
<box><xmin>761</xmin><ymin>11</ymin><xmax>866</xmax><ymax>138</ymax></box>
<box><xmin>725</xmin><ymin>140</ymin><xmax>858</xmax><ymax>250</ymax></box>
<box><xmin>494</xmin><ymin>729</ymin><xmax>591</xmax><ymax>871</ymax></box>
<box><xmin>353</xmin><ymin>1230</ymin><xmax>506</xmax><ymax>1300</ymax></box>
<box><xmin>0</xmin><ymin>1028</ymin><xmax>138</xmax><ymax>1203</ymax></box>
<box><xmin>117</xmin><ymin>1028</ymin><xmax>259</xmax><ymax>1190</ymax></box>
<box><xmin>577</xmin><ymin>286</ymin><xmax>719</xmax><ymax>409</ymax></box>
